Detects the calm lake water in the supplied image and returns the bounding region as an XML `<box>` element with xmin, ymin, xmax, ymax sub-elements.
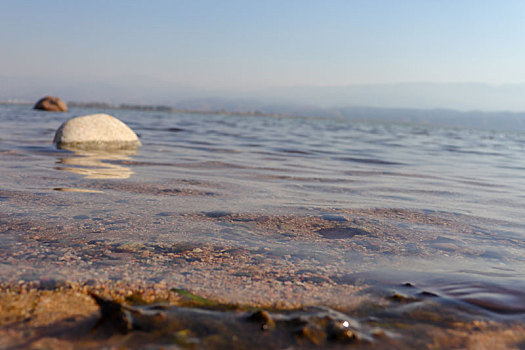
<box><xmin>1</xmin><ymin>103</ymin><xmax>525</xmax><ymax>321</ymax></box>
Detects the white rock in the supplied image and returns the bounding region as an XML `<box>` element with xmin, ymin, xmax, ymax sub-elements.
<box><xmin>54</xmin><ymin>114</ymin><xmax>141</xmax><ymax>150</ymax></box>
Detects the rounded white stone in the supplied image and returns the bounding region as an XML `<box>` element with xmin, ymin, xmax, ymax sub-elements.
<box><xmin>54</xmin><ymin>114</ymin><xmax>141</xmax><ymax>150</ymax></box>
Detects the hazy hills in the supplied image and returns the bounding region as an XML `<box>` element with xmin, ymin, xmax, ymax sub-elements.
<box><xmin>3</xmin><ymin>75</ymin><xmax>525</xmax><ymax>111</ymax></box>
<box><xmin>3</xmin><ymin>76</ymin><xmax>525</xmax><ymax>130</ymax></box>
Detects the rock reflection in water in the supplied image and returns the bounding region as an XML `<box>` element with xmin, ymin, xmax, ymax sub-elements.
<box><xmin>55</xmin><ymin>149</ymin><xmax>136</xmax><ymax>179</ymax></box>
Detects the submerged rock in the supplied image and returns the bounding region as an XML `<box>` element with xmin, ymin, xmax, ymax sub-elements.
<box><xmin>90</xmin><ymin>293</ymin><xmax>376</xmax><ymax>348</ymax></box>
<box><xmin>53</xmin><ymin>114</ymin><xmax>141</xmax><ymax>150</ymax></box>
<box><xmin>34</xmin><ymin>96</ymin><xmax>68</xmax><ymax>112</ymax></box>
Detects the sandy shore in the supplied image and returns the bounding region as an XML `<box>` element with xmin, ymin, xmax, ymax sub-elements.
<box><xmin>1</xmin><ymin>281</ymin><xmax>524</xmax><ymax>349</ymax></box>
<box><xmin>1</xmin><ymin>186</ymin><xmax>525</xmax><ymax>348</ymax></box>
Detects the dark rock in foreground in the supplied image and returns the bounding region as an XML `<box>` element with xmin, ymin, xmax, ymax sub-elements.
<box><xmin>90</xmin><ymin>292</ymin><xmax>375</xmax><ymax>348</ymax></box>
<box><xmin>34</xmin><ymin>96</ymin><xmax>68</xmax><ymax>112</ymax></box>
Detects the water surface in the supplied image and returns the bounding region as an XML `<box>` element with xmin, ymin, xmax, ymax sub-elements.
<box><xmin>1</xmin><ymin>103</ymin><xmax>524</xmax><ymax>328</ymax></box>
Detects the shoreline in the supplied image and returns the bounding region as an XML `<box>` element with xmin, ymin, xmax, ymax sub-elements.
<box><xmin>0</xmin><ymin>100</ymin><xmax>290</xmax><ymax>119</ymax></box>
<box><xmin>1</xmin><ymin>280</ymin><xmax>524</xmax><ymax>349</ymax></box>
<box><xmin>2</xmin><ymin>204</ymin><xmax>525</xmax><ymax>348</ymax></box>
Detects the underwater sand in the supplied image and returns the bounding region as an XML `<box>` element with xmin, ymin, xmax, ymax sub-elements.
<box><xmin>0</xmin><ymin>104</ymin><xmax>524</xmax><ymax>348</ymax></box>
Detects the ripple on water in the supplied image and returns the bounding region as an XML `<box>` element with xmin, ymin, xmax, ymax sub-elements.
<box><xmin>363</xmin><ymin>270</ymin><xmax>525</xmax><ymax>319</ymax></box>
<box><xmin>438</xmin><ymin>281</ymin><xmax>525</xmax><ymax>316</ymax></box>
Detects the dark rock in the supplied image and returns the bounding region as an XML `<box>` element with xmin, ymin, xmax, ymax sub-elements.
<box><xmin>327</xmin><ymin>321</ymin><xmax>359</xmax><ymax>342</ymax></box>
<box><xmin>34</xmin><ymin>96</ymin><xmax>68</xmax><ymax>112</ymax></box>
<box><xmin>297</xmin><ymin>324</ymin><xmax>326</xmax><ymax>345</ymax></box>
<box><xmin>90</xmin><ymin>292</ymin><xmax>133</xmax><ymax>333</ymax></box>
<box><xmin>247</xmin><ymin>310</ymin><xmax>275</xmax><ymax>330</ymax></box>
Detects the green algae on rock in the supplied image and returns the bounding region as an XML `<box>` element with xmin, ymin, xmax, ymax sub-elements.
<box><xmin>53</xmin><ymin>114</ymin><xmax>141</xmax><ymax>150</ymax></box>
<box><xmin>90</xmin><ymin>292</ymin><xmax>377</xmax><ymax>349</ymax></box>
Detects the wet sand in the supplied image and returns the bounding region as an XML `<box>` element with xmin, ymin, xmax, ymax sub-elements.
<box><xmin>1</xmin><ymin>281</ymin><xmax>524</xmax><ymax>349</ymax></box>
<box><xmin>1</xmin><ymin>187</ymin><xmax>525</xmax><ymax>348</ymax></box>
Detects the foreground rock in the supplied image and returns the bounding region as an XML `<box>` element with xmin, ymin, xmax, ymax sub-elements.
<box><xmin>53</xmin><ymin>113</ymin><xmax>141</xmax><ymax>150</ymax></box>
<box><xmin>90</xmin><ymin>292</ymin><xmax>374</xmax><ymax>347</ymax></box>
<box><xmin>33</xmin><ymin>96</ymin><xmax>68</xmax><ymax>112</ymax></box>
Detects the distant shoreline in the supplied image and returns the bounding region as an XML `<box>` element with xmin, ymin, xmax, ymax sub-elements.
<box><xmin>0</xmin><ymin>100</ymin><xmax>288</xmax><ymax>118</ymax></box>
<box><xmin>3</xmin><ymin>100</ymin><xmax>525</xmax><ymax>131</ymax></box>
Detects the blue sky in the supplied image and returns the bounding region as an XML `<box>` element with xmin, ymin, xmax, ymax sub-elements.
<box><xmin>2</xmin><ymin>0</ymin><xmax>525</xmax><ymax>90</ymax></box>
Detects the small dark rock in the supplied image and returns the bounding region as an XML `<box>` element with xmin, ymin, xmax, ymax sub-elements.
<box><xmin>327</xmin><ymin>323</ymin><xmax>359</xmax><ymax>342</ymax></box>
<box><xmin>296</xmin><ymin>324</ymin><xmax>326</xmax><ymax>345</ymax></box>
<box><xmin>247</xmin><ymin>310</ymin><xmax>275</xmax><ymax>330</ymax></box>
<box><xmin>34</xmin><ymin>96</ymin><xmax>68</xmax><ymax>112</ymax></box>
<box><xmin>90</xmin><ymin>293</ymin><xmax>133</xmax><ymax>333</ymax></box>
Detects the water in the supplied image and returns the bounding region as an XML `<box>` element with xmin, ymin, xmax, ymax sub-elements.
<box><xmin>1</xmin><ymin>104</ymin><xmax>524</xmax><ymax>334</ymax></box>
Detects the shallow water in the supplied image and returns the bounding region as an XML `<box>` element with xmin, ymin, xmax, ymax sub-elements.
<box><xmin>1</xmin><ymin>104</ymin><xmax>525</xmax><ymax>327</ymax></box>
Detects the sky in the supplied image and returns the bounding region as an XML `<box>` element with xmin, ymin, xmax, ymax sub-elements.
<box><xmin>2</xmin><ymin>0</ymin><xmax>525</xmax><ymax>91</ymax></box>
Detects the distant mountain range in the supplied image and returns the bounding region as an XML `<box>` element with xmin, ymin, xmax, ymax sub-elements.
<box><xmin>3</xmin><ymin>75</ymin><xmax>525</xmax><ymax>112</ymax></box>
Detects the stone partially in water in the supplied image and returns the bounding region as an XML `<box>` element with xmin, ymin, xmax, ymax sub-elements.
<box><xmin>89</xmin><ymin>293</ymin><xmax>374</xmax><ymax>347</ymax></box>
<box><xmin>34</xmin><ymin>96</ymin><xmax>68</xmax><ymax>112</ymax></box>
<box><xmin>53</xmin><ymin>114</ymin><xmax>141</xmax><ymax>150</ymax></box>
